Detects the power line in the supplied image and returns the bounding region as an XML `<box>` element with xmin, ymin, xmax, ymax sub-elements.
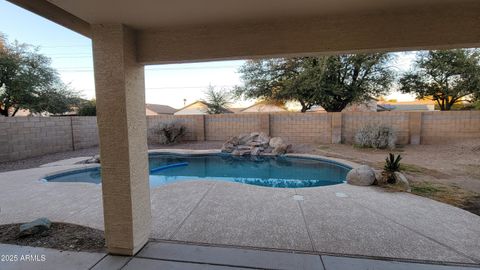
<box><xmin>56</xmin><ymin>65</ymin><xmax>241</xmax><ymax>72</ymax></box>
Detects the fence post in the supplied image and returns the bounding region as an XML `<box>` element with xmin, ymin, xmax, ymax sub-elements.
<box><xmin>70</xmin><ymin>116</ymin><xmax>76</xmax><ymax>151</ymax></box>
<box><xmin>194</xmin><ymin>115</ymin><xmax>206</xmax><ymax>141</ymax></box>
<box><xmin>409</xmin><ymin>112</ymin><xmax>422</xmax><ymax>145</ymax></box>
<box><xmin>331</xmin><ymin>112</ymin><xmax>342</xmax><ymax>144</ymax></box>
<box><xmin>259</xmin><ymin>113</ymin><xmax>270</xmax><ymax>136</ymax></box>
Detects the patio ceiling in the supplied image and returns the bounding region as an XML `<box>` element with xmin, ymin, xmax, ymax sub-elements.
<box><xmin>7</xmin><ymin>0</ymin><xmax>480</xmax><ymax>64</ymax></box>
<box><xmin>45</xmin><ymin>0</ymin><xmax>466</xmax><ymax>29</ymax></box>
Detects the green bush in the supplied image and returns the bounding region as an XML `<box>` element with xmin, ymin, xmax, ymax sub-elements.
<box><xmin>78</xmin><ymin>99</ymin><xmax>96</xmax><ymax>116</ymax></box>
<box><xmin>383</xmin><ymin>153</ymin><xmax>402</xmax><ymax>184</ymax></box>
<box><xmin>155</xmin><ymin>120</ymin><xmax>186</xmax><ymax>144</ymax></box>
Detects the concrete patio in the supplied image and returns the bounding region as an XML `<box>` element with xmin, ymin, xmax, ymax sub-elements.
<box><xmin>1</xmin><ymin>159</ymin><xmax>479</xmax><ymax>266</ymax></box>
<box><xmin>2</xmin><ymin>241</ymin><xmax>480</xmax><ymax>270</ymax></box>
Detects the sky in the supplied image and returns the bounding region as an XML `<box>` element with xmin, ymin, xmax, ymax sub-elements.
<box><xmin>0</xmin><ymin>0</ymin><xmax>415</xmax><ymax>109</ymax></box>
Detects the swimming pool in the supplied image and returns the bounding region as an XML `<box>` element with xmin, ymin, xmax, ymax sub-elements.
<box><xmin>43</xmin><ymin>154</ymin><xmax>351</xmax><ymax>188</ymax></box>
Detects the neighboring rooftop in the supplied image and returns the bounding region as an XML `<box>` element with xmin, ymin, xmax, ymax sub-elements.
<box><xmin>145</xmin><ymin>104</ymin><xmax>177</xmax><ymax>115</ymax></box>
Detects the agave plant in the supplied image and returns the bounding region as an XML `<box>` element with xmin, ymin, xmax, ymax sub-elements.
<box><xmin>383</xmin><ymin>153</ymin><xmax>402</xmax><ymax>184</ymax></box>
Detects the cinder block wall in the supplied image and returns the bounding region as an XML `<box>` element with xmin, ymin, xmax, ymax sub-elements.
<box><xmin>342</xmin><ymin>112</ymin><xmax>410</xmax><ymax>144</ymax></box>
<box><xmin>205</xmin><ymin>114</ymin><xmax>265</xmax><ymax>141</ymax></box>
<box><xmin>71</xmin><ymin>116</ymin><xmax>99</xmax><ymax>149</ymax></box>
<box><xmin>1</xmin><ymin>111</ymin><xmax>480</xmax><ymax>162</ymax></box>
<box><xmin>0</xmin><ymin>117</ymin><xmax>73</xmax><ymax>162</ymax></box>
<box><xmin>270</xmin><ymin>113</ymin><xmax>331</xmax><ymax>144</ymax></box>
<box><xmin>421</xmin><ymin>111</ymin><xmax>480</xmax><ymax>144</ymax></box>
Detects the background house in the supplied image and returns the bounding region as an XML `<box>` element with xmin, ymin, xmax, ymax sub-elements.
<box><xmin>145</xmin><ymin>104</ymin><xmax>177</xmax><ymax>115</ymax></box>
<box><xmin>240</xmin><ymin>101</ymin><xmax>287</xmax><ymax>113</ymax></box>
<box><xmin>378</xmin><ymin>100</ymin><xmax>436</xmax><ymax>111</ymax></box>
<box><xmin>174</xmin><ymin>100</ymin><xmax>232</xmax><ymax>115</ymax></box>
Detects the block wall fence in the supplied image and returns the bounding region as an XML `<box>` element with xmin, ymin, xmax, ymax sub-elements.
<box><xmin>1</xmin><ymin>111</ymin><xmax>479</xmax><ymax>162</ymax></box>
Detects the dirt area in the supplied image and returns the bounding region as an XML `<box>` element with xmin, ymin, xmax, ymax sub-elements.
<box><xmin>0</xmin><ymin>223</ymin><xmax>105</xmax><ymax>252</ymax></box>
<box><xmin>294</xmin><ymin>139</ymin><xmax>480</xmax><ymax>216</ymax></box>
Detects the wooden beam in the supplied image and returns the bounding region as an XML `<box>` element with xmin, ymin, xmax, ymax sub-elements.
<box><xmin>137</xmin><ymin>2</ymin><xmax>480</xmax><ymax>64</ymax></box>
<box><xmin>7</xmin><ymin>0</ymin><xmax>91</xmax><ymax>38</ymax></box>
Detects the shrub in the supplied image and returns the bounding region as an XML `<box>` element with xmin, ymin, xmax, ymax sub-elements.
<box><xmin>155</xmin><ymin>120</ymin><xmax>186</xmax><ymax>144</ymax></box>
<box><xmin>354</xmin><ymin>124</ymin><xmax>397</xmax><ymax>149</ymax></box>
<box><xmin>77</xmin><ymin>99</ymin><xmax>96</xmax><ymax>116</ymax></box>
<box><xmin>383</xmin><ymin>153</ymin><xmax>402</xmax><ymax>184</ymax></box>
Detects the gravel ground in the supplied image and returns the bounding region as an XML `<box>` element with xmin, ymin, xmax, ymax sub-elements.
<box><xmin>0</xmin><ymin>223</ymin><xmax>105</xmax><ymax>252</ymax></box>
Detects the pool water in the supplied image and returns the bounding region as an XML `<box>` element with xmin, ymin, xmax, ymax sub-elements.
<box><xmin>44</xmin><ymin>154</ymin><xmax>351</xmax><ymax>188</ymax></box>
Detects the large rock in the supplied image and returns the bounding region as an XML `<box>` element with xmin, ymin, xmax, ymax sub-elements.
<box><xmin>346</xmin><ymin>165</ymin><xmax>376</xmax><ymax>186</ymax></box>
<box><xmin>251</xmin><ymin>147</ymin><xmax>263</xmax><ymax>156</ymax></box>
<box><xmin>19</xmin><ymin>218</ymin><xmax>51</xmax><ymax>238</ymax></box>
<box><xmin>394</xmin><ymin>171</ymin><xmax>411</xmax><ymax>192</ymax></box>
<box><xmin>222</xmin><ymin>132</ymin><xmax>290</xmax><ymax>156</ymax></box>
<box><xmin>272</xmin><ymin>144</ymin><xmax>288</xmax><ymax>155</ymax></box>
<box><xmin>269</xmin><ymin>137</ymin><xmax>285</xmax><ymax>148</ymax></box>
<box><xmin>221</xmin><ymin>142</ymin><xmax>235</xmax><ymax>153</ymax></box>
<box><xmin>85</xmin><ymin>154</ymin><xmax>100</xmax><ymax>164</ymax></box>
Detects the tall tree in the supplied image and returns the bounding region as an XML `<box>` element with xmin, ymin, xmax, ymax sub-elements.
<box><xmin>203</xmin><ymin>85</ymin><xmax>232</xmax><ymax>114</ymax></box>
<box><xmin>235</xmin><ymin>54</ymin><xmax>394</xmax><ymax>112</ymax></box>
<box><xmin>0</xmin><ymin>37</ymin><xmax>79</xmax><ymax>116</ymax></box>
<box><xmin>399</xmin><ymin>49</ymin><xmax>480</xmax><ymax>110</ymax></box>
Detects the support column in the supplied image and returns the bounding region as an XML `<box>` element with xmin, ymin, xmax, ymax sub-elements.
<box><xmin>92</xmin><ymin>24</ymin><xmax>151</xmax><ymax>255</ymax></box>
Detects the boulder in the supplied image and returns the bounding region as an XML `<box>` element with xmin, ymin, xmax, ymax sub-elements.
<box><xmin>238</xmin><ymin>132</ymin><xmax>259</xmax><ymax>145</ymax></box>
<box><xmin>232</xmin><ymin>149</ymin><xmax>251</xmax><ymax>156</ymax></box>
<box><xmin>346</xmin><ymin>165</ymin><xmax>376</xmax><ymax>186</ymax></box>
<box><xmin>222</xmin><ymin>132</ymin><xmax>290</xmax><ymax>156</ymax></box>
<box><xmin>272</xmin><ymin>144</ymin><xmax>288</xmax><ymax>155</ymax></box>
<box><xmin>256</xmin><ymin>132</ymin><xmax>270</xmax><ymax>146</ymax></box>
<box><xmin>251</xmin><ymin>147</ymin><xmax>263</xmax><ymax>156</ymax></box>
<box><xmin>221</xmin><ymin>142</ymin><xmax>235</xmax><ymax>153</ymax></box>
<box><xmin>394</xmin><ymin>172</ymin><xmax>411</xmax><ymax>192</ymax></box>
<box><xmin>269</xmin><ymin>137</ymin><xmax>285</xmax><ymax>148</ymax></box>
<box><xmin>18</xmin><ymin>218</ymin><xmax>51</xmax><ymax>238</ymax></box>
<box><xmin>373</xmin><ymin>169</ymin><xmax>383</xmax><ymax>184</ymax></box>
<box><xmin>85</xmin><ymin>154</ymin><xmax>100</xmax><ymax>164</ymax></box>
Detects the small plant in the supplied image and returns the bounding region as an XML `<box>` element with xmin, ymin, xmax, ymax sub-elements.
<box><xmin>155</xmin><ymin>120</ymin><xmax>186</xmax><ymax>144</ymax></box>
<box><xmin>383</xmin><ymin>153</ymin><xmax>402</xmax><ymax>184</ymax></box>
<box><xmin>354</xmin><ymin>124</ymin><xmax>397</xmax><ymax>149</ymax></box>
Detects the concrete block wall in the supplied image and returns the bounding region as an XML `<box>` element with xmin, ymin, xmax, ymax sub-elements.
<box><xmin>71</xmin><ymin>116</ymin><xmax>99</xmax><ymax>149</ymax></box>
<box><xmin>205</xmin><ymin>114</ymin><xmax>265</xmax><ymax>141</ymax></box>
<box><xmin>2</xmin><ymin>111</ymin><xmax>480</xmax><ymax>162</ymax></box>
<box><xmin>270</xmin><ymin>113</ymin><xmax>331</xmax><ymax>144</ymax></box>
<box><xmin>0</xmin><ymin>117</ymin><xmax>73</xmax><ymax>162</ymax></box>
<box><xmin>342</xmin><ymin>112</ymin><xmax>410</xmax><ymax>144</ymax></box>
<box><xmin>421</xmin><ymin>111</ymin><xmax>480</xmax><ymax>144</ymax></box>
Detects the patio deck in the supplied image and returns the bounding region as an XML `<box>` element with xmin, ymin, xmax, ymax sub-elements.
<box><xmin>0</xmin><ymin>161</ymin><xmax>479</xmax><ymax>266</ymax></box>
<box><xmin>2</xmin><ymin>241</ymin><xmax>480</xmax><ymax>270</ymax></box>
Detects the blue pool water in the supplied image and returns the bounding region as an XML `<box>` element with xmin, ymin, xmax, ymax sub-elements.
<box><xmin>44</xmin><ymin>154</ymin><xmax>351</xmax><ymax>188</ymax></box>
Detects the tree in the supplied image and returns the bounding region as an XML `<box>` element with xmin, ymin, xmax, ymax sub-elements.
<box><xmin>235</xmin><ymin>54</ymin><xmax>394</xmax><ymax>112</ymax></box>
<box><xmin>203</xmin><ymin>85</ymin><xmax>232</xmax><ymax>114</ymax></box>
<box><xmin>399</xmin><ymin>49</ymin><xmax>480</xmax><ymax>111</ymax></box>
<box><xmin>0</xmin><ymin>37</ymin><xmax>79</xmax><ymax>116</ymax></box>
<box><xmin>78</xmin><ymin>99</ymin><xmax>96</xmax><ymax>116</ymax></box>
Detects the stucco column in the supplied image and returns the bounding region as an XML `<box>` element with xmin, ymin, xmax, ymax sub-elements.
<box><xmin>92</xmin><ymin>24</ymin><xmax>151</xmax><ymax>255</ymax></box>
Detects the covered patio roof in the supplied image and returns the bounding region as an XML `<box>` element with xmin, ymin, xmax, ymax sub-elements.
<box><xmin>8</xmin><ymin>0</ymin><xmax>480</xmax><ymax>63</ymax></box>
<box><xmin>6</xmin><ymin>0</ymin><xmax>480</xmax><ymax>256</ymax></box>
